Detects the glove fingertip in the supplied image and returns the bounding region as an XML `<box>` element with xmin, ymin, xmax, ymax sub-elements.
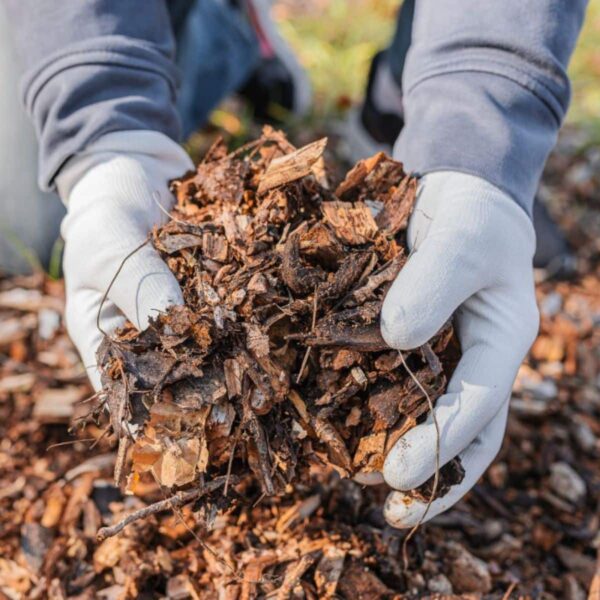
<box><xmin>380</xmin><ymin>279</ymin><xmax>445</xmax><ymax>351</ymax></box>
<box><xmin>383</xmin><ymin>435</ymin><xmax>434</xmax><ymax>491</ymax></box>
<box><xmin>384</xmin><ymin>491</ymin><xmax>431</xmax><ymax>529</ymax></box>
<box><xmin>110</xmin><ymin>247</ymin><xmax>184</xmax><ymax>330</ymax></box>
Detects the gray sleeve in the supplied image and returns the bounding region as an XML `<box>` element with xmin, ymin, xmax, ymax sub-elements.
<box><xmin>393</xmin><ymin>0</ymin><xmax>587</xmax><ymax>215</ymax></box>
<box><xmin>2</xmin><ymin>0</ymin><xmax>181</xmax><ymax>191</ymax></box>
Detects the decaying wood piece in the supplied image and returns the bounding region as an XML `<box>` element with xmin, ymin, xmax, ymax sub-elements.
<box><xmin>97</xmin><ymin>128</ymin><xmax>461</xmax><ymax>537</ymax></box>
<box><xmin>321</xmin><ymin>201</ymin><xmax>379</xmax><ymax>245</ymax></box>
<box><xmin>257</xmin><ymin>137</ymin><xmax>327</xmax><ymax>195</ymax></box>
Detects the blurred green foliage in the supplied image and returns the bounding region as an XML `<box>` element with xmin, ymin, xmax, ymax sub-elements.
<box><xmin>568</xmin><ymin>0</ymin><xmax>600</xmax><ymax>142</ymax></box>
<box><xmin>275</xmin><ymin>0</ymin><xmax>398</xmax><ymax>118</ymax></box>
<box><xmin>274</xmin><ymin>0</ymin><xmax>600</xmax><ymax>142</ymax></box>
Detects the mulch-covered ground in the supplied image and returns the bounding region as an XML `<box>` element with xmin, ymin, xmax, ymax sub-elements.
<box><xmin>0</xmin><ymin>129</ymin><xmax>598</xmax><ymax>599</ymax></box>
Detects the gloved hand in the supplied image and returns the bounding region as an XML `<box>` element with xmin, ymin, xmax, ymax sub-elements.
<box><xmin>379</xmin><ymin>171</ymin><xmax>539</xmax><ymax>528</ymax></box>
<box><xmin>57</xmin><ymin>131</ymin><xmax>193</xmax><ymax>390</ymax></box>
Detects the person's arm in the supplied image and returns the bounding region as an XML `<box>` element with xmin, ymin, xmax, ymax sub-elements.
<box><xmin>2</xmin><ymin>1</ymin><xmax>191</xmax><ymax>388</ymax></box>
<box><xmin>381</xmin><ymin>0</ymin><xmax>587</xmax><ymax>526</ymax></box>
<box><xmin>394</xmin><ymin>0</ymin><xmax>587</xmax><ymax>215</ymax></box>
<box><xmin>3</xmin><ymin>0</ymin><xmax>182</xmax><ymax>191</ymax></box>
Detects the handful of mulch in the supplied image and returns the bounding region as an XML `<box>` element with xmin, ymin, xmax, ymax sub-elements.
<box><xmin>95</xmin><ymin>128</ymin><xmax>462</xmax><ymax>539</ymax></box>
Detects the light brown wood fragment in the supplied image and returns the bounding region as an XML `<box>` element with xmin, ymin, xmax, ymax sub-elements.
<box><xmin>202</xmin><ymin>232</ymin><xmax>228</xmax><ymax>262</ymax></box>
<box><xmin>375</xmin><ymin>175</ymin><xmax>417</xmax><ymax>234</ymax></box>
<box><xmin>0</xmin><ymin>372</ymin><xmax>35</xmax><ymax>394</ymax></box>
<box><xmin>241</xmin><ymin>554</ymin><xmax>278</xmax><ymax>600</ymax></box>
<box><xmin>345</xmin><ymin>406</ymin><xmax>362</xmax><ymax>428</ymax></box>
<box><xmin>224</xmin><ymin>358</ymin><xmax>243</xmax><ymax>398</ymax></box>
<box><xmin>335</xmin><ymin>152</ymin><xmax>387</xmax><ymax>198</ymax></box>
<box><xmin>166</xmin><ymin>575</ymin><xmax>201</xmax><ymax>600</ymax></box>
<box><xmin>276</xmin><ymin>494</ymin><xmax>321</xmax><ymax>532</ymax></box>
<box><xmin>322</xmin><ymin>201</ymin><xmax>378</xmax><ymax>245</ymax></box>
<box><xmin>62</xmin><ymin>472</ymin><xmax>96</xmax><ymax>527</ymax></box>
<box><xmin>257</xmin><ymin>137</ymin><xmax>327</xmax><ymax>194</ymax></box>
<box><xmin>0</xmin><ymin>313</ymin><xmax>36</xmax><ymax>346</ymax></box>
<box><xmin>352</xmin><ymin>431</ymin><xmax>386</xmax><ymax>470</ymax></box>
<box><xmin>311</xmin><ymin>415</ymin><xmax>352</xmax><ymax>474</ymax></box>
<box><xmin>114</xmin><ymin>436</ymin><xmax>130</xmax><ymax>488</ymax></box>
<box><xmin>151</xmin><ymin>437</ymin><xmax>201</xmax><ymax>488</ymax></box>
<box><xmin>385</xmin><ymin>416</ymin><xmax>417</xmax><ymax>453</ymax></box>
<box><xmin>243</xmin><ymin>392</ymin><xmax>275</xmax><ymax>495</ymax></box>
<box><xmin>41</xmin><ymin>484</ymin><xmax>67</xmax><ymax>528</ymax></box>
<box><xmin>314</xmin><ymin>546</ymin><xmax>347</xmax><ymax>598</ymax></box>
<box><xmin>288</xmin><ymin>389</ymin><xmax>310</xmax><ymax>423</ymax></box>
<box><xmin>276</xmin><ymin>554</ymin><xmax>317</xmax><ymax>600</ymax></box>
<box><xmin>82</xmin><ymin>499</ymin><xmax>102</xmax><ymax>538</ymax></box>
<box><xmin>33</xmin><ymin>386</ymin><xmax>86</xmax><ymax>423</ymax></box>
<box><xmin>244</xmin><ymin>323</ymin><xmax>270</xmax><ymax>358</ymax></box>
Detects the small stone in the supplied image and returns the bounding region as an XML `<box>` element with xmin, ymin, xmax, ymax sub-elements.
<box><xmin>531</xmin><ymin>379</ymin><xmax>558</xmax><ymax>400</ymax></box>
<box><xmin>38</xmin><ymin>308</ymin><xmax>60</xmax><ymax>340</ymax></box>
<box><xmin>427</xmin><ymin>573</ymin><xmax>453</xmax><ymax>595</ymax></box>
<box><xmin>487</xmin><ymin>462</ymin><xmax>508</xmax><ymax>488</ymax></box>
<box><xmin>539</xmin><ymin>361</ymin><xmax>563</xmax><ymax>378</ymax></box>
<box><xmin>482</xmin><ymin>519</ymin><xmax>504</xmax><ymax>541</ymax></box>
<box><xmin>407</xmin><ymin>572</ymin><xmax>426</xmax><ymax>593</ymax></box>
<box><xmin>513</xmin><ymin>365</ymin><xmax>557</xmax><ymax>400</ymax></box>
<box><xmin>549</xmin><ymin>462</ymin><xmax>586</xmax><ymax>504</ymax></box>
<box><xmin>511</xmin><ymin>398</ymin><xmax>550</xmax><ymax>416</ymax></box>
<box><xmin>540</xmin><ymin>291</ymin><xmax>562</xmax><ymax>317</ymax></box>
<box><xmin>571</xmin><ymin>418</ymin><xmax>597</xmax><ymax>453</ymax></box>
<box><xmin>447</xmin><ymin>542</ymin><xmax>492</xmax><ymax>594</ymax></box>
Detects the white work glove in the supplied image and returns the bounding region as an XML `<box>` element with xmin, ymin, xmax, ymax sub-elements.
<box><xmin>379</xmin><ymin>171</ymin><xmax>539</xmax><ymax>528</ymax></box>
<box><xmin>57</xmin><ymin>131</ymin><xmax>193</xmax><ymax>390</ymax></box>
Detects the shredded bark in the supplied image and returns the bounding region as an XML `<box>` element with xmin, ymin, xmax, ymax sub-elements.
<box><xmin>0</xmin><ymin>127</ymin><xmax>598</xmax><ymax>598</ymax></box>
<box><xmin>96</xmin><ymin>128</ymin><xmax>462</xmax><ymax>534</ymax></box>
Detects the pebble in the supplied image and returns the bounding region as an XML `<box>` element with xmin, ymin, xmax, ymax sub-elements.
<box><xmin>530</xmin><ymin>379</ymin><xmax>558</xmax><ymax>400</ymax></box>
<box><xmin>487</xmin><ymin>463</ymin><xmax>508</xmax><ymax>488</ymax></box>
<box><xmin>427</xmin><ymin>574</ymin><xmax>453</xmax><ymax>595</ymax></box>
<box><xmin>540</xmin><ymin>291</ymin><xmax>562</xmax><ymax>317</ymax></box>
<box><xmin>482</xmin><ymin>519</ymin><xmax>504</xmax><ymax>541</ymax></box>
<box><xmin>538</xmin><ymin>361</ymin><xmax>563</xmax><ymax>378</ymax></box>
<box><xmin>511</xmin><ymin>398</ymin><xmax>550</xmax><ymax>417</ymax></box>
<box><xmin>571</xmin><ymin>418</ymin><xmax>597</xmax><ymax>453</ymax></box>
<box><xmin>549</xmin><ymin>462</ymin><xmax>587</xmax><ymax>504</ymax></box>
<box><xmin>38</xmin><ymin>308</ymin><xmax>60</xmax><ymax>340</ymax></box>
<box><xmin>514</xmin><ymin>366</ymin><xmax>558</xmax><ymax>400</ymax></box>
<box><xmin>566</xmin><ymin>163</ymin><xmax>593</xmax><ymax>186</ymax></box>
<box><xmin>447</xmin><ymin>542</ymin><xmax>492</xmax><ymax>594</ymax></box>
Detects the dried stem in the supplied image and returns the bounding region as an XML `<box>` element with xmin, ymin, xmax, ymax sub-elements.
<box><xmin>46</xmin><ymin>438</ymin><xmax>95</xmax><ymax>450</ymax></box>
<box><xmin>398</xmin><ymin>350</ymin><xmax>441</xmax><ymax>571</ymax></box>
<box><xmin>169</xmin><ymin>502</ymin><xmax>239</xmax><ymax>579</ymax></box>
<box><xmin>96</xmin><ymin>238</ymin><xmax>149</xmax><ymax>336</ymax></box>
<box><xmin>96</xmin><ymin>476</ymin><xmax>233</xmax><ymax>541</ymax></box>
<box><xmin>224</xmin><ymin>426</ymin><xmax>241</xmax><ymax>497</ymax></box>
<box><xmin>295</xmin><ymin>287</ymin><xmax>318</xmax><ymax>384</ymax></box>
<box><xmin>152</xmin><ymin>191</ymin><xmax>190</xmax><ymax>227</ymax></box>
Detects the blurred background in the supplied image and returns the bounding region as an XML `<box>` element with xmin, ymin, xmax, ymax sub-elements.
<box><xmin>206</xmin><ymin>0</ymin><xmax>600</xmax><ymax>143</ymax></box>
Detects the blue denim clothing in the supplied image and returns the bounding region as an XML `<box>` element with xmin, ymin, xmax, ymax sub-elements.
<box><xmin>175</xmin><ymin>0</ymin><xmax>260</xmax><ymax>138</ymax></box>
<box><xmin>387</xmin><ymin>0</ymin><xmax>414</xmax><ymax>89</ymax></box>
